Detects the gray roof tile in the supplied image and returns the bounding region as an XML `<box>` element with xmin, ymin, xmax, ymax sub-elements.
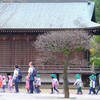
<box><xmin>1</xmin><ymin>0</ymin><xmax>88</xmax><ymax>3</ymax></box>
<box><xmin>0</xmin><ymin>2</ymin><xmax>100</xmax><ymax>29</ymax></box>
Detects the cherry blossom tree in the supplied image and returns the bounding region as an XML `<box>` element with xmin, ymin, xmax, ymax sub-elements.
<box><xmin>34</xmin><ymin>30</ymin><xmax>92</xmax><ymax>98</ymax></box>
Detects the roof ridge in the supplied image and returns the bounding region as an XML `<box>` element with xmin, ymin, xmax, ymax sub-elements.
<box><xmin>1</xmin><ymin>0</ymin><xmax>89</xmax><ymax>3</ymax></box>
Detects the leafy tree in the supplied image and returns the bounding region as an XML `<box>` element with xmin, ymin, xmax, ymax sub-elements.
<box><xmin>34</xmin><ymin>30</ymin><xmax>92</xmax><ymax>98</ymax></box>
<box><xmin>90</xmin><ymin>35</ymin><xmax>100</xmax><ymax>66</ymax></box>
<box><xmin>94</xmin><ymin>0</ymin><xmax>100</xmax><ymax>23</ymax></box>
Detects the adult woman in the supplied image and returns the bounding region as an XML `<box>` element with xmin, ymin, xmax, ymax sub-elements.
<box><xmin>28</xmin><ymin>62</ymin><xmax>35</xmax><ymax>93</ymax></box>
<box><xmin>13</xmin><ymin>65</ymin><xmax>19</xmax><ymax>93</ymax></box>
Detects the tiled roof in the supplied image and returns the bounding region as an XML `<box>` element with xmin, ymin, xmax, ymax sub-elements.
<box><xmin>1</xmin><ymin>0</ymin><xmax>88</xmax><ymax>3</ymax></box>
<box><xmin>0</xmin><ymin>2</ymin><xmax>100</xmax><ymax>29</ymax></box>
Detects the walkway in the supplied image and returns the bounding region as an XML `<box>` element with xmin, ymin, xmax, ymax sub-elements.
<box><xmin>0</xmin><ymin>93</ymin><xmax>100</xmax><ymax>100</ymax></box>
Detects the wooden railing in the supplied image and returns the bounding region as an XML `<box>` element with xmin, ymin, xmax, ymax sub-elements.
<box><xmin>0</xmin><ymin>65</ymin><xmax>99</xmax><ymax>74</ymax></box>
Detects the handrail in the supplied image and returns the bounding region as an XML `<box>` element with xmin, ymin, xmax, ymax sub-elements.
<box><xmin>0</xmin><ymin>65</ymin><xmax>99</xmax><ymax>71</ymax></box>
<box><xmin>0</xmin><ymin>65</ymin><xmax>93</xmax><ymax>67</ymax></box>
<box><xmin>0</xmin><ymin>65</ymin><xmax>94</xmax><ymax>70</ymax></box>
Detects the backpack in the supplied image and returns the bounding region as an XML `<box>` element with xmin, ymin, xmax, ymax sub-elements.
<box><xmin>32</xmin><ymin>67</ymin><xmax>37</xmax><ymax>77</ymax></box>
<box><xmin>29</xmin><ymin>67</ymin><xmax>37</xmax><ymax>81</ymax></box>
<box><xmin>18</xmin><ymin>69</ymin><xmax>23</xmax><ymax>81</ymax></box>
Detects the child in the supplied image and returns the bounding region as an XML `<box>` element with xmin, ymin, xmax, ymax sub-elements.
<box><xmin>74</xmin><ymin>74</ymin><xmax>83</xmax><ymax>94</ymax></box>
<box><xmin>50</xmin><ymin>74</ymin><xmax>59</xmax><ymax>94</ymax></box>
<box><xmin>0</xmin><ymin>75</ymin><xmax>2</xmax><ymax>92</ymax></box>
<box><xmin>96</xmin><ymin>74</ymin><xmax>100</xmax><ymax>94</ymax></box>
<box><xmin>88</xmin><ymin>75</ymin><xmax>93</xmax><ymax>94</ymax></box>
<box><xmin>91</xmin><ymin>74</ymin><xmax>96</xmax><ymax>94</ymax></box>
<box><xmin>34</xmin><ymin>74</ymin><xmax>41</xmax><ymax>93</ymax></box>
<box><xmin>8</xmin><ymin>75</ymin><xmax>13</xmax><ymax>93</ymax></box>
<box><xmin>2</xmin><ymin>76</ymin><xmax>6</xmax><ymax>92</ymax></box>
<box><xmin>25</xmin><ymin>76</ymin><xmax>30</xmax><ymax>93</ymax></box>
<box><xmin>88</xmin><ymin>74</ymin><xmax>96</xmax><ymax>94</ymax></box>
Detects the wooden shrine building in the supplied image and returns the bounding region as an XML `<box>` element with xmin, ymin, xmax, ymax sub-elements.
<box><xmin>0</xmin><ymin>0</ymin><xmax>100</xmax><ymax>84</ymax></box>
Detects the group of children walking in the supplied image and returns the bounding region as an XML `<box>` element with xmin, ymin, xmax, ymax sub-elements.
<box><xmin>0</xmin><ymin>73</ymin><xmax>59</xmax><ymax>94</ymax></box>
<box><xmin>25</xmin><ymin>74</ymin><xmax>41</xmax><ymax>93</ymax></box>
<box><xmin>0</xmin><ymin>74</ymin><xmax>42</xmax><ymax>93</ymax></box>
<box><xmin>88</xmin><ymin>74</ymin><xmax>100</xmax><ymax>95</ymax></box>
<box><xmin>1</xmin><ymin>73</ymin><xmax>100</xmax><ymax>95</ymax></box>
<box><xmin>25</xmin><ymin>73</ymin><xmax>59</xmax><ymax>94</ymax></box>
<box><xmin>0</xmin><ymin>75</ymin><xmax>13</xmax><ymax>93</ymax></box>
<box><xmin>74</xmin><ymin>73</ymin><xmax>100</xmax><ymax>95</ymax></box>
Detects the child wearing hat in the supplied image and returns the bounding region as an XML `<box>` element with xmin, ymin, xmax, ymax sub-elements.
<box><xmin>8</xmin><ymin>75</ymin><xmax>13</xmax><ymax>93</ymax></box>
<box><xmin>88</xmin><ymin>75</ymin><xmax>94</xmax><ymax>94</ymax></box>
<box><xmin>88</xmin><ymin>74</ymin><xmax>97</xmax><ymax>95</ymax></box>
<box><xmin>34</xmin><ymin>74</ymin><xmax>41</xmax><ymax>93</ymax></box>
<box><xmin>2</xmin><ymin>76</ymin><xmax>7</xmax><ymax>92</ymax></box>
<box><xmin>50</xmin><ymin>74</ymin><xmax>59</xmax><ymax>94</ymax></box>
<box><xmin>96</xmin><ymin>74</ymin><xmax>100</xmax><ymax>94</ymax></box>
<box><xmin>25</xmin><ymin>76</ymin><xmax>30</xmax><ymax>93</ymax></box>
<box><xmin>93</xmin><ymin>74</ymin><xmax>97</xmax><ymax>94</ymax></box>
<box><xmin>74</xmin><ymin>74</ymin><xmax>83</xmax><ymax>94</ymax></box>
<box><xmin>90</xmin><ymin>74</ymin><xmax>96</xmax><ymax>94</ymax></box>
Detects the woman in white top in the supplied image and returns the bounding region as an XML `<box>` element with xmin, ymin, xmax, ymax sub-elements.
<box><xmin>28</xmin><ymin>62</ymin><xmax>34</xmax><ymax>93</ymax></box>
<box><xmin>13</xmin><ymin>65</ymin><xmax>19</xmax><ymax>93</ymax></box>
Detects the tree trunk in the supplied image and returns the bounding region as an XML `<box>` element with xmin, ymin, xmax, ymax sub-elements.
<box><xmin>63</xmin><ymin>64</ymin><xmax>69</xmax><ymax>98</ymax></box>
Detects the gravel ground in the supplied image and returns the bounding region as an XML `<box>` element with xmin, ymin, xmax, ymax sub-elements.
<box><xmin>1</xmin><ymin>88</ymin><xmax>99</xmax><ymax>95</ymax></box>
<box><xmin>0</xmin><ymin>91</ymin><xmax>100</xmax><ymax>100</ymax></box>
<box><xmin>0</xmin><ymin>87</ymin><xmax>100</xmax><ymax>100</ymax></box>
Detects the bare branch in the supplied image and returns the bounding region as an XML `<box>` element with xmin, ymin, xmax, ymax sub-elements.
<box><xmin>33</xmin><ymin>30</ymin><xmax>92</xmax><ymax>65</ymax></box>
